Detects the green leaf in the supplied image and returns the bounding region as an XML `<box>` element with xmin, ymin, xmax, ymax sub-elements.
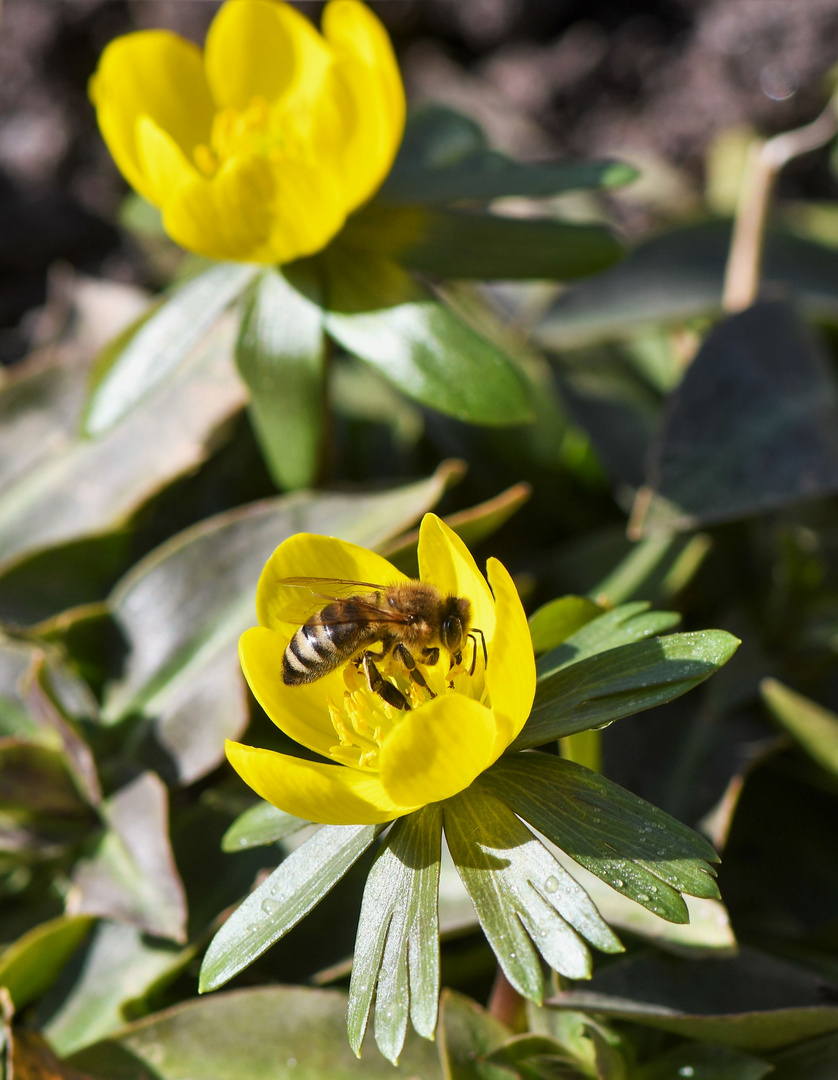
<box><xmin>382</xmin><ymin>105</ymin><xmax>636</xmax><ymax>205</ymax></box>
<box><xmin>636</xmin><ymin>1043</ymin><xmax>772</xmax><ymax>1080</ymax></box>
<box><xmin>102</xmin><ymin>466</ymin><xmax>456</xmax><ymax>785</ymax></box>
<box><xmin>348</xmin><ymin>805</ymin><xmax>442</xmax><ymax>1063</ymax></box>
<box><xmin>69</xmin><ymin>772</ymin><xmax>187</xmax><ymax>943</ymax></box>
<box><xmin>760</xmin><ymin>678</ymin><xmax>838</xmax><ymax>778</ymax></box>
<box><xmin>0</xmin><ymin>914</ymin><xmax>92</xmax><ymax>1011</ymax></box>
<box><xmin>235</xmin><ymin>267</ymin><xmax>325</xmax><ymax>491</ymax></box>
<box><xmin>83</xmin><ymin>262</ymin><xmax>256</xmax><ymax>436</ymax></box>
<box><xmin>533</xmin><ymin>220</ymin><xmax>838</xmax><ymax>350</ymax></box>
<box><xmin>443</xmin><ymin>787</ymin><xmax>622</xmax><ymax>1003</ymax></box>
<box><xmin>41</xmin><ymin>920</ymin><xmax>193</xmax><ymax>1056</ymax></box>
<box><xmin>68</xmin><ymin>986</ymin><xmax>443</xmax><ymax>1079</ymax></box>
<box><xmin>536</xmin><ymin>602</ymin><xmax>681</xmax><ymax>679</ymax></box>
<box><xmin>0</xmin><ymin>316</ymin><xmax>246</xmax><ymax>590</ymax></box>
<box><xmin>516</xmin><ymin>631</ymin><xmax>740</xmax><ymax>750</ymax></box>
<box><xmin>482</xmin><ymin>755</ymin><xmax>719</xmax><ymax>925</ymax></box>
<box><xmin>200</xmin><ymin>823</ymin><xmax>382</xmax><ymax>993</ymax></box>
<box><xmin>553</xmin><ymin>863</ymin><xmax>735</xmax><ymax>957</ymax></box>
<box><xmin>631</xmin><ymin>300</ymin><xmax>838</xmax><ymax>535</ymax></box>
<box><xmin>769</xmin><ymin>1030</ymin><xmax>838</xmax><ymax>1080</ymax></box>
<box><xmin>321</xmin><ymin>250</ymin><xmax>532</xmax><ymax>425</ymax></box>
<box><xmin>343</xmin><ymin>205</ymin><xmax>624</xmax><ymax>281</ymax></box>
<box><xmin>528</xmin><ymin>596</ymin><xmax>602</xmax><ymax>656</ymax></box>
<box><xmin>437</xmin><ymin>989</ymin><xmax>511</xmax><ymax>1080</ymax></box>
<box><xmin>589</xmin><ymin>532</ymin><xmax>712</xmax><ymax>608</ymax></box>
<box><xmin>221</xmin><ymin>801</ymin><xmax>308</xmax><ymax>853</ymax></box>
<box><xmin>548</xmin><ymin>948</ymin><xmax>838</xmax><ymax>1051</ymax></box>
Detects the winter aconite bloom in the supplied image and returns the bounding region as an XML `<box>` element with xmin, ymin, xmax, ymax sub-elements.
<box><xmin>90</xmin><ymin>0</ymin><xmax>405</xmax><ymax>264</ymax></box>
<box><xmin>228</xmin><ymin>515</ymin><xmax>536</xmax><ymax>824</ymax></box>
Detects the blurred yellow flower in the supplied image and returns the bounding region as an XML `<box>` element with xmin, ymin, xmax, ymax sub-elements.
<box><xmin>228</xmin><ymin>514</ymin><xmax>536</xmax><ymax>824</ymax></box>
<box><xmin>90</xmin><ymin>0</ymin><xmax>405</xmax><ymax>264</ymax></box>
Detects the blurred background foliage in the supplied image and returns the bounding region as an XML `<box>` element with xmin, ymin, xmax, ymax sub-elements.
<box><xmin>4</xmin><ymin>0</ymin><xmax>838</xmax><ymax>1078</ymax></box>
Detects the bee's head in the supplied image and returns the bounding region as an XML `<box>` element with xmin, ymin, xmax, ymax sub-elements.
<box><xmin>440</xmin><ymin>596</ymin><xmax>471</xmax><ymax>652</ymax></box>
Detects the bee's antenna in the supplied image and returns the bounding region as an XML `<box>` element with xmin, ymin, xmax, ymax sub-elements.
<box><xmin>468</xmin><ymin>628</ymin><xmax>487</xmax><ymax>676</ymax></box>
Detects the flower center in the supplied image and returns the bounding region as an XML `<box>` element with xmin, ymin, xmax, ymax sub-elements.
<box><xmin>193</xmin><ymin>96</ymin><xmax>304</xmax><ymax>177</ymax></box>
<box><xmin>326</xmin><ymin>646</ymin><xmax>489</xmax><ymax>772</ymax></box>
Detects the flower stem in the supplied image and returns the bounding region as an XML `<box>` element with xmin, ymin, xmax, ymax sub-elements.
<box><xmin>722</xmin><ymin>99</ymin><xmax>838</xmax><ymax>313</ymax></box>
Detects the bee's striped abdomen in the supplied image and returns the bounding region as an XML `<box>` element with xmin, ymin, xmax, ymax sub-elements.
<box><xmin>282</xmin><ymin>600</ymin><xmax>376</xmax><ymax>685</ymax></box>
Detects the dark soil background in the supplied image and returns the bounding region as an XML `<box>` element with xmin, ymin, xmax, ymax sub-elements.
<box><xmin>2</xmin><ymin>0</ymin><xmax>838</xmax><ymax>364</ymax></box>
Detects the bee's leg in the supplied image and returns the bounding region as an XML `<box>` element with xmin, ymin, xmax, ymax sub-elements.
<box><xmin>449</xmin><ymin>650</ymin><xmax>463</xmax><ymax>671</ymax></box>
<box><xmin>362</xmin><ymin>652</ymin><xmax>410</xmax><ymax>711</ymax></box>
<box><xmin>422</xmin><ymin>647</ymin><xmax>440</xmax><ymax>666</ymax></box>
<box><xmin>394</xmin><ymin>643</ymin><xmax>436</xmax><ymax>698</ymax></box>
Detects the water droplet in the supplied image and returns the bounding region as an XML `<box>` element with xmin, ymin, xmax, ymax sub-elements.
<box><xmin>613</xmin><ymin>879</ymin><xmax>625</xmax><ymax>889</ymax></box>
<box><xmin>678</xmin><ymin>1068</ymin><xmax>695</xmax><ymax>1078</ymax></box>
<box><xmin>637</xmin><ymin>893</ymin><xmax>650</xmax><ymax>902</ymax></box>
<box><xmin>649</xmin><ymin>885</ymin><xmax>657</xmax><ymax>893</ymax></box>
<box><xmin>544</xmin><ymin>875</ymin><xmax>559</xmax><ymax>894</ymax></box>
<box><xmin>261</xmin><ymin>898</ymin><xmax>280</xmax><ymax>916</ymax></box>
<box><xmin>510</xmin><ymin>952</ymin><xmax>516</xmax><ymax>959</ymax></box>
<box><xmin>593</xmin><ymin>816</ymin><xmax>601</xmax><ymax>824</ymax></box>
<box><xmin>286</xmin><ymin>1058</ymin><xmax>297</xmax><ymax>1069</ymax></box>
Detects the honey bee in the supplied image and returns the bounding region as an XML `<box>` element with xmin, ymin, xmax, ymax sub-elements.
<box><xmin>278</xmin><ymin>577</ymin><xmax>486</xmax><ymax>711</ymax></box>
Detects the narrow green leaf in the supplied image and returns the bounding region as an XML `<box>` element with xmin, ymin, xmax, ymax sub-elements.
<box><xmin>199</xmin><ymin>823</ymin><xmax>382</xmax><ymax>992</ymax></box>
<box><xmin>0</xmin><ymin>914</ymin><xmax>92</xmax><ymax>1011</ymax></box>
<box><xmin>83</xmin><ymin>262</ymin><xmax>256</xmax><ymax>436</ymax></box>
<box><xmin>221</xmin><ymin>802</ymin><xmax>308</xmax><ymax>853</ymax></box>
<box><xmin>533</xmin><ymin>221</ymin><xmax>838</xmax><ymax>350</ymax></box>
<box><xmin>637</xmin><ymin>1043</ymin><xmax>772</xmax><ymax>1080</ymax></box>
<box><xmin>437</xmin><ymin>989</ymin><xmax>511</xmax><ymax>1080</ymax></box>
<box><xmin>236</xmin><ymin>268</ymin><xmax>325</xmax><ymax>491</ymax></box>
<box><xmin>444</xmin><ymin>787</ymin><xmax>622</xmax><ymax>1003</ymax></box>
<box><xmin>517</xmin><ymin>631</ymin><xmax>740</xmax><ymax>750</ymax></box>
<box><xmin>69</xmin><ymin>772</ymin><xmax>187</xmax><ymax>943</ymax></box>
<box><xmin>548</xmin><ymin>949</ymin><xmax>838</xmax><ymax>1052</ymax></box>
<box><xmin>344</xmin><ymin>205</ymin><xmax>624</xmax><ymax>281</ymax></box>
<box><xmin>761</xmin><ymin>678</ymin><xmax>838</xmax><ymax>778</ymax></box>
<box><xmin>770</xmin><ymin>1029</ymin><xmax>838</xmax><ymax>1080</ymax></box>
<box><xmin>322</xmin><ymin>250</ymin><xmax>532</xmax><ymax>425</ymax></box>
<box><xmin>348</xmin><ymin>805</ymin><xmax>442</xmax><ymax>1063</ymax></box>
<box><xmin>482</xmin><ymin>755</ymin><xmax>719</xmax><ymax>924</ymax></box>
<box><xmin>529</xmin><ymin>596</ymin><xmax>602</xmax><ymax>656</ymax></box>
<box><xmin>382</xmin><ymin>105</ymin><xmax>636</xmax><ymax>204</ymax></box>
<box><xmin>537</xmin><ymin>602</ymin><xmax>681</xmax><ymax>679</ymax></box>
<box><xmin>68</xmin><ymin>986</ymin><xmax>444</xmax><ymax>1080</ymax></box>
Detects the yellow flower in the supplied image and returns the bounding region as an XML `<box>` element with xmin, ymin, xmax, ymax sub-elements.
<box><xmin>90</xmin><ymin>0</ymin><xmax>405</xmax><ymax>265</ymax></box>
<box><xmin>228</xmin><ymin>514</ymin><xmax>536</xmax><ymax>825</ymax></box>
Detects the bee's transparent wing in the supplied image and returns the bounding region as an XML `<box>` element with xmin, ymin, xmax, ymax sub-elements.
<box><xmin>272</xmin><ymin>577</ymin><xmax>409</xmax><ymax>626</ymax></box>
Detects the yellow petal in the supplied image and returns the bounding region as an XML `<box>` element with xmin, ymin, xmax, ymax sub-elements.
<box><xmin>256</xmin><ymin>533</ymin><xmax>408</xmax><ymax>632</ymax></box>
<box><xmin>226</xmin><ymin>741</ymin><xmax>415</xmax><ymax>824</ymax></box>
<box><xmin>378</xmin><ymin>694</ymin><xmax>498</xmax><ymax>806</ymax></box>
<box><xmin>205</xmin><ymin>0</ymin><xmax>331</xmax><ymax>111</ymax></box>
<box><xmin>89</xmin><ymin>30</ymin><xmax>213</xmax><ymax>205</ymax></box>
<box><xmin>240</xmin><ymin>627</ymin><xmax>353</xmax><ymax>759</ymax></box>
<box><xmin>161</xmin><ymin>154</ymin><xmax>275</xmax><ymax>262</ymax></box>
<box><xmin>417</xmin><ymin>515</ymin><xmax>496</xmax><ymax>647</ymax></box>
<box><xmin>136</xmin><ymin>116</ymin><xmax>198</xmax><ymax>205</ymax></box>
<box><xmin>485</xmin><ymin>558</ymin><xmax>536</xmax><ymax>745</ymax></box>
<box><xmin>322</xmin><ymin>0</ymin><xmax>405</xmax><ymax>210</ymax></box>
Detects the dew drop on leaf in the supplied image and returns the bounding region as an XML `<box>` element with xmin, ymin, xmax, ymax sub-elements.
<box><xmin>613</xmin><ymin>879</ymin><xmax>624</xmax><ymax>889</ymax></box>
<box><xmin>261</xmin><ymin>898</ymin><xmax>280</xmax><ymax>916</ymax></box>
<box><xmin>544</xmin><ymin>875</ymin><xmax>559</xmax><ymax>893</ymax></box>
<box><xmin>678</xmin><ymin>1068</ymin><xmax>695</xmax><ymax>1078</ymax></box>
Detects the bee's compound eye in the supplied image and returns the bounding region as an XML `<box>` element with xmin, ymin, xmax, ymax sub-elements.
<box><xmin>441</xmin><ymin>616</ymin><xmax>462</xmax><ymax>651</ymax></box>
